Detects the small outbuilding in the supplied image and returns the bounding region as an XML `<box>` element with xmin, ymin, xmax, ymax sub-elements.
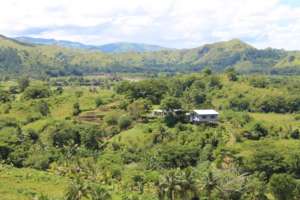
<box><xmin>188</xmin><ymin>109</ymin><xmax>219</xmax><ymax>123</ymax></box>
<box><xmin>151</xmin><ymin>109</ymin><xmax>167</xmax><ymax>117</ymax></box>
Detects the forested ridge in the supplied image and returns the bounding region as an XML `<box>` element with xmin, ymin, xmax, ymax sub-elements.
<box><xmin>1</xmin><ymin>34</ymin><xmax>300</xmax><ymax>78</ymax></box>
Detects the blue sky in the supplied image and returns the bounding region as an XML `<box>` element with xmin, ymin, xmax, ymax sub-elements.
<box><xmin>0</xmin><ymin>0</ymin><xmax>300</xmax><ymax>50</ymax></box>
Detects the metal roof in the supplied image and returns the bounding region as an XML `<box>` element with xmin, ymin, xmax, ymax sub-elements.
<box><xmin>193</xmin><ymin>109</ymin><xmax>219</xmax><ymax>115</ymax></box>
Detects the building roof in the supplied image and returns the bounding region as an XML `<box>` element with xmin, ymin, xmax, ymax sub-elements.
<box><xmin>153</xmin><ymin>109</ymin><xmax>164</xmax><ymax>112</ymax></box>
<box><xmin>193</xmin><ymin>109</ymin><xmax>219</xmax><ymax>115</ymax></box>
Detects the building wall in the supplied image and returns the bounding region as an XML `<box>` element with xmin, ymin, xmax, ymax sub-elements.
<box><xmin>190</xmin><ymin>113</ymin><xmax>218</xmax><ymax>123</ymax></box>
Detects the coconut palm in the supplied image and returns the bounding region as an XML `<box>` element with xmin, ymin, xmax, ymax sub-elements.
<box><xmin>158</xmin><ymin>168</ymin><xmax>200</xmax><ymax>200</ymax></box>
<box><xmin>177</xmin><ymin>167</ymin><xmax>199</xmax><ymax>200</ymax></box>
<box><xmin>90</xmin><ymin>185</ymin><xmax>112</xmax><ymax>200</ymax></box>
<box><xmin>158</xmin><ymin>170</ymin><xmax>183</xmax><ymax>200</ymax></box>
<box><xmin>64</xmin><ymin>178</ymin><xmax>89</xmax><ymax>200</ymax></box>
<box><xmin>201</xmin><ymin>170</ymin><xmax>218</xmax><ymax>200</ymax></box>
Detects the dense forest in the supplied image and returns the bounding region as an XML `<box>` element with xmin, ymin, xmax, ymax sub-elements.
<box><xmin>1</xmin><ymin>35</ymin><xmax>300</xmax><ymax>78</ymax></box>
<box><xmin>0</xmin><ymin>69</ymin><xmax>299</xmax><ymax>199</ymax></box>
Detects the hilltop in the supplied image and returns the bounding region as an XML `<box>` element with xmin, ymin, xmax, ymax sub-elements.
<box><xmin>14</xmin><ymin>36</ymin><xmax>168</xmax><ymax>53</ymax></box>
<box><xmin>0</xmin><ymin>35</ymin><xmax>300</xmax><ymax>77</ymax></box>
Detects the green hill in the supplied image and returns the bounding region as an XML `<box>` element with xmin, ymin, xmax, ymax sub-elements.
<box><xmin>14</xmin><ymin>36</ymin><xmax>169</xmax><ymax>53</ymax></box>
<box><xmin>0</xmin><ymin>35</ymin><xmax>299</xmax><ymax>77</ymax></box>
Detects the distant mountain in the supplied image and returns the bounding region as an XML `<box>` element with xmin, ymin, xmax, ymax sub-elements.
<box><xmin>14</xmin><ymin>36</ymin><xmax>169</xmax><ymax>53</ymax></box>
<box><xmin>97</xmin><ymin>42</ymin><xmax>169</xmax><ymax>53</ymax></box>
<box><xmin>1</xmin><ymin>34</ymin><xmax>299</xmax><ymax>77</ymax></box>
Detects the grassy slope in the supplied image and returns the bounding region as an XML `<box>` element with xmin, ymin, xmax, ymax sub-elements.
<box><xmin>0</xmin><ymin>165</ymin><xmax>69</xmax><ymax>200</ymax></box>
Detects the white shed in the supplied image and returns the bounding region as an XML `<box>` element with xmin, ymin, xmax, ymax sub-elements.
<box><xmin>189</xmin><ymin>109</ymin><xmax>219</xmax><ymax>123</ymax></box>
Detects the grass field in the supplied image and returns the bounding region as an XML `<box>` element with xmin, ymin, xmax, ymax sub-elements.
<box><xmin>0</xmin><ymin>165</ymin><xmax>69</xmax><ymax>200</ymax></box>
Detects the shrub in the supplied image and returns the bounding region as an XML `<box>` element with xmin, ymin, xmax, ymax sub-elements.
<box><xmin>72</xmin><ymin>102</ymin><xmax>81</xmax><ymax>116</ymax></box>
<box><xmin>249</xmin><ymin>77</ymin><xmax>268</xmax><ymax>88</ymax></box>
<box><xmin>22</xmin><ymin>85</ymin><xmax>51</xmax><ymax>100</ymax></box>
<box><xmin>35</xmin><ymin>100</ymin><xmax>50</xmax><ymax>116</ymax></box>
<box><xmin>50</xmin><ymin>124</ymin><xmax>81</xmax><ymax>148</ymax></box>
<box><xmin>127</xmin><ymin>99</ymin><xmax>151</xmax><ymax>120</ymax></box>
<box><xmin>24</xmin><ymin>151</ymin><xmax>52</xmax><ymax>170</ymax></box>
<box><xmin>118</xmin><ymin>115</ymin><xmax>132</xmax><ymax>130</ymax></box>
<box><xmin>158</xmin><ymin>144</ymin><xmax>200</xmax><ymax>168</ymax></box>
<box><xmin>18</xmin><ymin>76</ymin><xmax>30</xmax><ymax>92</ymax></box>
<box><xmin>0</xmin><ymin>90</ymin><xmax>10</xmax><ymax>103</ymax></box>
<box><xmin>269</xmin><ymin>174</ymin><xmax>297</xmax><ymax>200</ymax></box>
<box><xmin>243</xmin><ymin>122</ymin><xmax>268</xmax><ymax>140</ymax></box>
<box><xmin>104</xmin><ymin>112</ymin><xmax>119</xmax><ymax>126</ymax></box>
<box><xmin>95</xmin><ymin>97</ymin><xmax>103</xmax><ymax>107</ymax></box>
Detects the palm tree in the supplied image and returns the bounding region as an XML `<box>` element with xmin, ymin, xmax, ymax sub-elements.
<box><xmin>179</xmin><ymin>168</ymin><xmax>199</xmax><ymax>200</ymax></box>
<box><xmin>158</xmin><ymin>170</ymin><xmax>182</xmax><ymax>200</ymax></box>
<box><xmin>90</xmin><ymin>186</ymin><xmax>112</xmax><ymax>200</ymax></box>
<box><xmin>158</xmin><ymin>168</ymin><xmax>200</xmax><ymax>200</ymax></box>
<box><xmin>201</xmin><ymin>171</ymin><xmax>218</xmax><ymax>200</ymax></box>
<box><xmin>65</xmin><ymin>177</ymin><xmax>89</xmax><ymax>200</ymax></box>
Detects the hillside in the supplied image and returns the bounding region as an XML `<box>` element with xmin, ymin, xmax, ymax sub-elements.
<box><xmin>14</xmin><ymin>36</ymin><xmax>168</xmax><ymax>53</ymax></box>
<box><xmin>0</xmin><ymin>73</ymin><xmax>299</xmax><ymax>199</ymax></box>
<box><xmin>1</xmin><ymin>35</ymin><xmax>300</xmax><ymax>77</ymax></box>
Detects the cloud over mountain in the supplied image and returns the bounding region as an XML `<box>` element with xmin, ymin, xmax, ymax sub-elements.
<box><xmin>0</xmin><ymin>0</ymin><xmax>300</xmax><ymax>49</ymax></box>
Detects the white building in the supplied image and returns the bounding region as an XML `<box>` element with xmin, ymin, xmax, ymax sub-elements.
<box><xmin>188</xmin><ymin>109</ymin><xmax>219</xmax><ymax>123</ymax></box>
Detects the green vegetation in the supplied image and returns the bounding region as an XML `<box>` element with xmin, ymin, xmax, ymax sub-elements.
<box><xmin>1</xmin><ymin>35</ymin><xmax>300</xmax><ymax>79</ymax></box>
<box><xmin>0</xmin><ymin>70</ymin><xmax>299</xmax><ymax>200</ymax></box>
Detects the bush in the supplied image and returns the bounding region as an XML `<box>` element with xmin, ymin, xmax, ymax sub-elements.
<box><xmin>104</xmin><ymin>112</ymin><xmax>119</xmax><ymax>126</ymax></box>
<box><xmin>0</xmin><ymin>90</ymin><xmax>10</xmax><ymax>103</ymax></box>
<box><xmin>50</xmin><ymin>124</ymin><xmax>81</xmax><ymax>148</ymax></box>
<box><xmin>249</xmin><ymin>77</ymin><xmax>268</xmax><ymax>88</ymax></box>
<box><xmin>208</xmin><ymin>76</ymin><xmax>222</xmax><ymax>89</ymax></box>
<box><xmin>18</xmin><ymin>76</ymin><xmax>30</xmax><ymax>92</ymax></box>
<box><xmin>118</xmin><ymin>115</ymin><xmax>132</xmax><ymax>130</ymax></box>
<box><xmin>127</xmin><ymin>99</ymin><xmax>151</xmax><ymax>120</ymax></box>
<box><xmin>35</xmin><ymin>100</ymin><xmax>50</xmax><ymax>116</ymax></box>
<box><xmin>229</xmin><ymin>94</ymin><xmax>250</xmax><ymax>111</ymax></box>
<box><xmin>72</xmin><ymin>102</ymin><xmax>81</xmax><ymax>116</ymax></box>
<box><xmin>158</xmin><ymin>144</ymin><xmax>200</xmax><ymax>168</ymax></box>
<box><xmin>243</xmin><ymin>122</ymin><xmax>268</xmax><ymax>140</ymax></box>
<box><xmin>22</xmin><ymin>85</ymin><xmax>51</xmax><ymax>100</ymax></box>
<box><xmin>95</xmin><ymin>97</ymin><xmax>103</xmax><ymax>107</ymax></box>
<box><xmin>269</xmin><ymin>174</ymin><xmax>297</xmax><ymax>200</ymax></box>
<box><xmin>24</xmin><ymin>151</ymin><xmax>52</xmax><ymax>170</ymax></box>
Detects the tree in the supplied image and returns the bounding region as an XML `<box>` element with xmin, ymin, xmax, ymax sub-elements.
<box><xmin>203</xmin><ymin>68</ymin><xmax>212</xmax><ymax>75</ymax></box>
<box><xmin>18</xmin><ymin>76</ymin><xmax>30</xmax><ymax>92</ymax></box>
<box><xmin>36</xmin><ymin>100</ymin><xmax>50</xmax><ymax>116</ymax></box>
<box><xmin>73</xmin><ymin>102</ymin><xmax>81</xmax><ymax>116</ymax></box>
<box><xmin>22</xmin><ymin>85</ymin><xmax>51</xmax><ymax>100</ymax></box>
<box><xmin>242</xmin><ymin>176</ymin><xmax>267</xmax><ymax>200</ymax></box>
<box><xmin>65</xmin><ymin>178</ymin><xmax>89</xmax><ymax>200</ymax></box>
<box><xmin>269</xmin><ymin>174</ymin><xmax>297</xmax><ymax>200</ymax></box>
<box><xmin>0</xmin><ymin>90</ymin><xmax>10</xmax><ymax>103</ymax></box>
<box><xmin>127</xmin><ymin>99</ymin><xmax>151</xmax><ymax>120</ymax></box>
<box><xmin>161</xmin><ymin>97</ymin><xmax>182</xmax><ymax>111</ymax></box>
<box><xmin>201</xmin><ymin>171</ymin><xmax>218</xmax><ymax>200</ymax></box>
<box><xmin>118</xmin><ymin>115</ymin><xmax>132</xmax><ymax>130</ymax></box>
<box><xmin>226</xmin><ymin>68</ymin><xmax>238</xmax><ymax>81</ymax></box>
<box><xmin>158</xmin><ymin>170</ymin><xmax>183</xmax><ymax>200</ymax></box>
<box><xmin>95</xmin><ymin>97</ymin><xmax>103</xmax><ymax>108</ymax></box>
<box><xmin>158</xmin><ymin>168</ymin><xmax>199</xmax><ymax>200</ymax></box>
<box><xmin>90</xmin><ymin>185</ymin><xmax>111</xmax><ymax>200</ymax></box>
<box><xmin>208</xmin><ymin>76</ymin><xmax>222</xmax><ymax>89</ymax></box>
<box><xmin>104</xmin><ymin>112</ymin><xmax>119</xmax><ymax>126</ymax></box>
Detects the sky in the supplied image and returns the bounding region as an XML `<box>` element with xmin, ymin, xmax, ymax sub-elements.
<box><xmin>0</xmin><ymin>0</ymin><xmax>300</xmax><ymax>50</ymax></box>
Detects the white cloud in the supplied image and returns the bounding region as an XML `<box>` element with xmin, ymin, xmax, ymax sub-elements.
<box><xmin>0</xmin><ymin>0</ymin><xmax>300</xmax><ymax>49</ymax></box>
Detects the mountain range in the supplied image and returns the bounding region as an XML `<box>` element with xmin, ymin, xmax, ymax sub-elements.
<box><xmin>0</xmin><ymin>34</ymin><xmax>299</xmax><ymax>77</ymax></box>
<box><xmin>14</xmin><ymin>37</ymin><xmax>168</xmax><ymax>53</ymax></box>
